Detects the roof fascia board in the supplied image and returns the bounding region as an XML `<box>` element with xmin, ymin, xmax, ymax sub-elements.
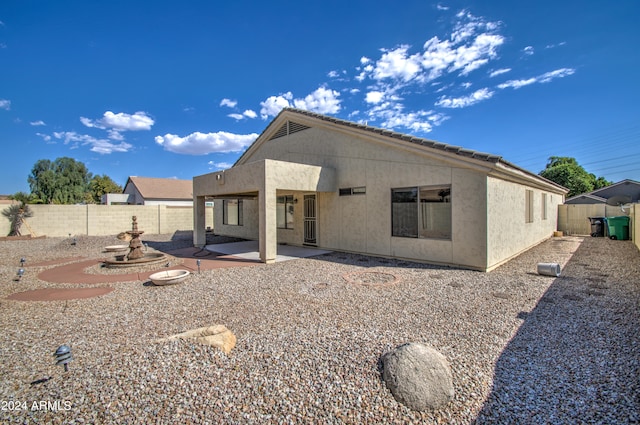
<box><xmin>489</xmin><ymin>162</ymin><xmax>568</xmax><ymax>194</ymax></box>
<box><xmin>237</xmin><ymin>110</ymin><xmax>498</xmax><ymax>174</ymax></box>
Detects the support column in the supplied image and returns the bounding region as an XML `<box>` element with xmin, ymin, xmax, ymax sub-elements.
<box><xmin>259</xmin><ymin>187</ymin><xmax>277</xmax><ymax>264</ymax></box>
<box><xmin>193</xmin><ymin>195</ymin><xmax>206</xmax><ymax>247</ymax></box>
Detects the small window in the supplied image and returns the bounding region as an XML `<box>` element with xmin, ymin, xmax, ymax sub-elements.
<box><xmin>339</xmin><ymin>187</ymin><xmax>366</xmax><ymax>196</ymax></box>
<box><xmin>525</xmin><ymin>190</ymin><xmax>534</xmax><ymax>223</ymax></box>
<box><xmin>541</xmin><ymin>193</ymin><xmax>548</xmax><ymax>220</ymax></box>
<box><xmin>277</xmin><ymin>195</ymin><xmax>294</xmax><ymax>229</ymax></box>
<box><xmin>223</xmin><ymin>199</ymin><xmax>243</xmax><ymax>226</ymax></box>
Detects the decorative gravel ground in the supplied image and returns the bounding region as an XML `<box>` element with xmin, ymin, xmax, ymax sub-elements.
<box><xmin>0</xmin><ymin>233</ymin><xmax>638</xmax><ymax>424</ymax></box>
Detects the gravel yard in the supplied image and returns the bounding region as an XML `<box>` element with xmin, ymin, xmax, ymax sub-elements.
<box><xmin>0</xmin><ymin>233</ymin><xmax>638</xmax><ymax>424</ymax></box>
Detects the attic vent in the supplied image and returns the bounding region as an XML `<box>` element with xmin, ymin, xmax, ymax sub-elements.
<box><xmin>269</xmin><ymin>121</ymin><xmax>310</xmax><ymax>140</ymax></box>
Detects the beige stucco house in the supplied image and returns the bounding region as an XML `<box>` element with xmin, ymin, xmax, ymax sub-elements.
<box><xmin>109</xmin><ymin>176</ymin><xmax>194</xmax><ymax>206</ymax></box>
<box><xmin>193</xmin><ymin>108</ymin><xmax>567</xmax><ymax>271</ymax></box>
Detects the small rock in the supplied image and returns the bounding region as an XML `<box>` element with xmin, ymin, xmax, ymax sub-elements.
<box><xmin>382</xmin><ymin>342</ymin><xmax>454</xmax><ymax>411</ymax></box>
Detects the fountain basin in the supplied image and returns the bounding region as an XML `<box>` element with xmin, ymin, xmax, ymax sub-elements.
<box><xmin>104</xmin><ymin>252</ymin><xmax>168</xmax><ymax>268</ymax></box>
<box><xmin>104</xmin><ymin>245</ymin><xmax>129</xmax><ymax>252</ymax></box>
<box><xmin>149</xmin><ymin>270</ymin><xmax>190</xmax><ymax>286</ymax></box>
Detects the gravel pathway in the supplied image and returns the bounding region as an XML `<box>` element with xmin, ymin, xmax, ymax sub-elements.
<box><xmin>0</xmin><ymin>233</ymin><xmax>638</xmax><ymax>424</ymax></box>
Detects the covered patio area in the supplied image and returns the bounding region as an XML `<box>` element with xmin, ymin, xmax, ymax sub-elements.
<box><xmin>193</xmin><ymin>159</ymin><xmax>336</xmax><ymax>263</ymax></box>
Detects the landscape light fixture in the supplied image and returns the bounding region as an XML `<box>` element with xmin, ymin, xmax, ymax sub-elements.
<box><xmin>53</xmin><ymin>345</ymin><xmax>73</xmax><ymax>372</ymax></box>
<box><xmin>16</xmin><ymin>268</ymin><xmax>25</xmax><ymax>281</ymax></box>
<box><xmin>197</xmin><ymin>259</ymin><xmax>201</xmax><ymax>274</ymax></box>
<box><xmin>20</xmin><ymin>257</ymin><xmax>26</xmax><ymax>267</ymax></box>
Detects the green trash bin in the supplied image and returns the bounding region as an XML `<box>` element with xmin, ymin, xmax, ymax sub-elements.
<box><xmin>605</xmin><ymin>216</ymin><xmax>630</xmax><ymax>240</ymax></box>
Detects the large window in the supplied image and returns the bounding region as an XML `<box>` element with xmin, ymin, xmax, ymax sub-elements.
<box><xmin>277</xmin><ymin>195</ymin><xmax>294</xmax><ymax>229</ymax></box>
<box><xmin>223</xmin><ymin>199</ymin><xmax>243</xmax><ymax>226</ymax></box>
<box><xmin>391</xmin><ymin>186</ymin><xmax>451</xmax><ymax>239</ymax></box>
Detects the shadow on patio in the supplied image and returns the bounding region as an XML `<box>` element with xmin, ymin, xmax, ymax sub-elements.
<box><xmin>475</xmin><ymin>238</ymin><xmax>640</xmax><ymax>424</ymax></box>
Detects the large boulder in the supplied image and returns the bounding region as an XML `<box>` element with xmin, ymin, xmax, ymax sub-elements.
<box><xmin>158</xmin><ymin>325</ymin><xmax>236</xmax><ymax>354</ymax></box>
<box><xmin>382</xmin><ymin>343</ymin><xmax>454</xmax><ymax>411</ymax></box>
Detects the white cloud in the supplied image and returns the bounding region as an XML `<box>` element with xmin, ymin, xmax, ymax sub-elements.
<box><xmin>220</xmin><ymin>98</ymin><xmax>237</xmax><ymax>108</ymax></box>
<box><xmin>369</xmin><ymin>105</ymin><xmax>449</xmax><ymax>133</ymax></box>
<box><xmin>327</xmin><ymin>70</ymin><xmax>340</xmax><ymax>78</ymax></box>
<box><xmin>545</xmin><ymin>41</ymin><xmax>567</xmax><ymax>49</ymax></box>
<box><xmin>489</xmin><ymin>68</ymin><xmax>511</xmax><ymax>77</ymax></box>
<box><xmin>260</xmin><ymin>92</ymin><xmax>293</xmax><ymax>119</ymax></box>
<box><xmin>497</xmin><ymin>78</ymin><xmax>537</xmax><ymax>89</ymax></box>
<box><xmin>260</xmin><ymin>87</ymin><xmax>341</xmax><ymax>119</ymax></box>
<box><xmin>538</xmin><ymin>67</ymin><xmax>575</xmax><ymax>83</ymax></box>
<box><xmin>155</xmin><ymin>131</ymin><xmax>258</xmax><ymax>155</ymax></box>
<box><xmin>52</xmin><ymin>131</ymin><xmax>133</xmax><ymax>154</ymax></box>
<box><xmin>208</xmin><ymin>161</ymin><xmax>234</xmax><ymax>170</ymax></box>
<box><xmin>243</xmin><ymin>109</ymin><xmax>257</xmax><ymax>119</ymax></box>
<box><xmin>293</xmin><ymin>87</ymin><xmax>341</xmax><ymax>114</ymax></box>
<box><xmin>355</xmin><ymin>12</ymin><xmax>503</xmax><ymax>91</ymax></box>
<box><xmin>344</xmin><ymin>11</ymin><xmax>505</xmax><ymax>134</ymax></box>
<box><xmin>435</xmin><ymin>87</ymin><xmax>494</xmax><ymax>108</ymax></box>
<box><xmin>0</xmin><ymin>99</ymin><xmax>10</xmax><ymax>110</ymax></box>
<box><xmin>81</xmin><ymin>111</ymin><xmax>154</xmax><ymax>131</ymax></box>
<box><xmin>227</xmin><ymin>110</ymin><xmax>257</xmax><ymax>120</ymax></box>
<box><xmin>497</xmin><ymin>68</ymin><xmax>575</xmax><ymax>89</ymax></box>
<box><xmin>365</xmin><ymin>91</ymin><xmax>385</xmax><ymax>104</ymax></box>
<box><xmin>30</xmin><ymin>120</ymin><xmax>46</xmax><ymax>126</ymax></box>
<box><xmin>372</xmin><ymin>45</ymin><xmax>422</xmax><ymax>82</ymax></box>
<box><xmin>523</xmin><ymin>46</ymin><xmax>535</xmax><ymax>55</ymax></box>
<box><xmin>436</xmin><ymin>4</ymin><xmax>449</xmax><ymax>11</ymax></box>
<box><xmin>36</xmin><ymin>132</ymin><xmax>52</xmax><ymax>142</ymax></box>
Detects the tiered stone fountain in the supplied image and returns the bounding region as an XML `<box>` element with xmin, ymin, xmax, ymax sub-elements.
<box><xmin>104</xmin><ymin>216</ymin><xmax>167</xmax><ymax>268</ymax></box>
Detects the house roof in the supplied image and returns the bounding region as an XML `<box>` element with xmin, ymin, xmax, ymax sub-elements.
<box><xmin>564</xmin><ymin>193</ymin><xmax>607</xmax><ymax>204</ymax></box>
<box><xmin>566</xmin><ymin>179</ymin><xmax>640</xmax><ymax>204</ymax></box>
<box><xmin>236</xmin><ymin>108</ymin><xmax>568</xmax><ymax>194</ymax></box>
<box><xmin>125</xmin><ymin>176</ymin><xmax>193</xmax><ymax>200</ymax></box>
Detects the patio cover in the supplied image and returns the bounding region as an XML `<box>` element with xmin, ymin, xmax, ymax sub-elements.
<box><xmin>193</xmin><ymin>159</ymin><xmax>336</xmax><ymax>263</ymax></box>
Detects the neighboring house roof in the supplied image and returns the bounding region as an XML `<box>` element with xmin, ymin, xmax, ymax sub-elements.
<box><xmin>124</xmin><ymin>177</ymin><xmax>193</xmax><ymax>200</ymax></box>
<box><xmin>565</xmin><ymin>179</ymin><xmax>640</xmax><ymax>204</ymax></box>
<box><xmin>564</xmin><ymin>194</ymin><xmax>607</xmax><ymax>204</ymax></box>
<box><xmin>236</xmin><ymin>108</ymin><xmax>568</xmax><ymax>194</ymax></box>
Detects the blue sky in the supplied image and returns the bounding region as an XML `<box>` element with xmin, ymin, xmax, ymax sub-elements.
<box><xmin>1</xmin><ymin>0</ymin><xmax>639</xmax><ymax>194</ymax></box>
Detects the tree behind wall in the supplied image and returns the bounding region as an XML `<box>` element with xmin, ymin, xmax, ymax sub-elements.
<box><xmin>88</xmin><ymin>174</ymin><xmax>123</xmax><ymax>203</ymax></box>
<box><xmin>539</xmin><ymin>156</ymin><xmax>612</xmax><ymax>198</ymax></box>
<box><xmin>28</xmin><ymin>157</ymin><xmax>93</xmax><ymax>204</ymax></box>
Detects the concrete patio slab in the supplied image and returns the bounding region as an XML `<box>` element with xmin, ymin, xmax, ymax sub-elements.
<box><xmin>205</xmin><ymin>240</ymin><xmax>331</xmax><ymax>262</ymax></box>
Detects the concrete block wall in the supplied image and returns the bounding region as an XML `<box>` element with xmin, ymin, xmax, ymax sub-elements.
<box><xmin>558</xmin><ymin>204</ymin><xmax>631</xmax><ymax>236</ymax></box>
<box><xmin>0</xmin><ymin>204</ymin><xmax>213</xmax><ymax>237</ymax></box>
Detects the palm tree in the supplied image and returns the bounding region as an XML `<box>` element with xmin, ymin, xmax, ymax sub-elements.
<box><xmin>2</xmin><ymin>204</ymin><xmax>34</xmax><ymax>236</ymax></box>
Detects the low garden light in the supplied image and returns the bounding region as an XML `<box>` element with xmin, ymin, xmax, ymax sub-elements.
<box><xmin>20</xmin><ymin>257</ymin><xmax>26</xmax><ymax>267</ymax></box>
<box><xmin>197</xmin><ymin>259</ymin><xmax>201</xmax><ymax>274</ymax></box>
<box><xmin>54</xmin><ymin>345</ymin><xmax>73</xmax><ymax>372</ymax></box>
<box><xmin>16</xmin><ymin>268</ymin><xmax>25</xmax><ymax>281</ymax></box>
